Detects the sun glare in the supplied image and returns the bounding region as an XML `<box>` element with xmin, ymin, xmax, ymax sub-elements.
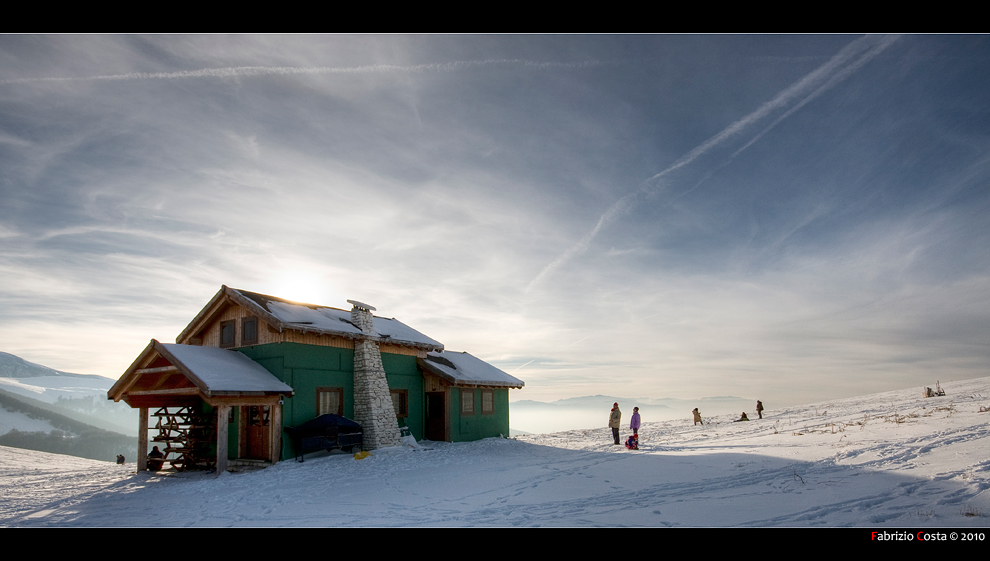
<box><xmin>269</xmin><ymin>275</ymin><xmax>343</xmax><ymax>307</ymax></box>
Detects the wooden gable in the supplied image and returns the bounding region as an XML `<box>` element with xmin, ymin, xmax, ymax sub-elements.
<box><xmin>108</xmin><ymin>341</ymin><xmax>201</xmax><ymax>409</ymax></box>
<box><xmin>186</xmin><ymin>297</ymin><xmax>361</xmax><ymax>350</ymax></box>
<box><xmin>175</xmin><ymin>286</ymin><xmax>430</xmax><ymax>356</ymax></box>
<box><xmin>176</xmin><ymin>287</ymin><xmax>278</xmax><ymax>347</ymax></box>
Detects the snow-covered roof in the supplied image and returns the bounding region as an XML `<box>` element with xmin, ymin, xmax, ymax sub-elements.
<box><xmin>109</xmin><ymin>339</ymin><xmax>294</xmax><ymax>403</ymax></box>
<box><xmin>225</xmin><ymin>288</ymin><xmax>444</xmax><ymax>350</ymax></box>
<box><xmin>160</xmin><ymin>343</ymin><xmax>293</xmax><ymax>395</ymax></box>
<box><xmin>418</xmin><ymin>351</ymin><xmax>524</xmax><ymax>389</ymax></box>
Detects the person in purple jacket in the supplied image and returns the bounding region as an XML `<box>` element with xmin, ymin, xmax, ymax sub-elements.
<box><xmin>630</xmin><ymin>407</ymin><xmax>641</xmax><ymax>436</ymax></box>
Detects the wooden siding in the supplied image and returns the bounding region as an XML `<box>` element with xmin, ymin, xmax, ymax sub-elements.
<box><xmin>197</xmin><ymin>303</ymin><xmax>355</xmax><ymax>349</ymax></box>
<box><xmin>423</xmin><ymin>372</ymin><xmax>451</xmax><ymax>393</ymax></box>
<box><xmin>379</xmin><ymin>344</ymin><xmax>426</xmax><ymax>358</ymax></box>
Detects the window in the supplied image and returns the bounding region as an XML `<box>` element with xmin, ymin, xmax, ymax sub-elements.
<box><xmin>461</xmin><ymin>388</ymin><xmax>474</xmax><ymax>415</ymax></box>
<box><xmin>317</xmin><ymin>387</ymin><xmax>343</xmax><ymax>416</ymax></box>
<box><xmin>482</xmin><ymin>389</ymin><xmax>494</xmax><ymax>414</ymax></box>
<box><xmin>248</xmin><ymin>405</ymin><xmax>270</xmax><ymax>427</ymax></box>
<box><xmin>391</xmin><ymin>389</ymin><xmax>408</xmax><ymax>418</ymax></box>
<box><xmin>241</xmin><ymin>316</ymin><xmax>258</xmax><ymax>345</ymax></box>
<box><xmin>220</xmin><ymin>320</ymin><xmax>236</xmax><ymax>348</ymax></box>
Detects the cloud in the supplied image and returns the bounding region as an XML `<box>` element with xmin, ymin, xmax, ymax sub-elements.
<box><xmin>525</xmin><ymin>35</ymin><xmax>902</xmax><ymax>294</ymax></box>
<box><xmin>0</xmin><ymin>59</ymin><xmax>611</xmax><ymax>85</ymax></box>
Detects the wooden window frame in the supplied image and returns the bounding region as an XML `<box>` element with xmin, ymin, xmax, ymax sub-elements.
<box><xmin>241</xmin><ymin>316</ymin><xmax>259</xmax><ymax>345</ymax></box>
<box><xmin>220</xmin><ymin>320</ymin><xmax>236</xmax><ymax>348</ymax></box>
<box><xmin>316</xmin><ymin>387</ymin><xmax>344</xmax><ymax>417</ymax></box>
<box><xmin>481</xmin><ymin>389</ymin><xmax>494</xmax><ymax>415</ymax></box>
<box><xmin>461</xmin><ymin>388</ymin><xmax>475</xmax><ymax>416</ymax></box>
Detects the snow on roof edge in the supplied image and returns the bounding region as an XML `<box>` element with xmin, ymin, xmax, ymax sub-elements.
<box><xmin>421</xmin><ymin>351</ymin><xmax>524</xmax><ymax>388</ymax></box>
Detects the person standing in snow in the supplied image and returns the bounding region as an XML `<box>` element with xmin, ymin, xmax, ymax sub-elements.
<box><xmin>756</xmin><ymin>400</ymin><xmax>764</xmax><ymax>419</ymax></box>
<box><xmin>630</xmin><ymin>406</ymin><xmax>641</xmax><ymax>436</ymax></box>
<box><xmin>692</xmin><ymin>407</ymin><xmax>703</xmax><ymax>425</ymax></box>
<box><xmin>609</xmin><ymin>403</ymin><xmax>621</xmax><ymax>445</ymax></box>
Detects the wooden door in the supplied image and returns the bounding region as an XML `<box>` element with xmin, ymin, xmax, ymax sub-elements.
<box><xmin>246</xmin><ymin>406</ymin><xmax>270</xmax><ymax>460</ymax></box>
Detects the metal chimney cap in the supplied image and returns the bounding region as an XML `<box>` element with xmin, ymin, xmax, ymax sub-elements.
<box><xmin>346</xmin><ymin>299</ymin><xmax>376</xmax><ymax>312</ymax></box>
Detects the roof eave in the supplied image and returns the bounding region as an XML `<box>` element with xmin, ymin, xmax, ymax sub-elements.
<box><xmin>223</xmin><ymin>287</ymin><xmax>288</xmax><ymax>334</ymax></box>
<box><xmin>176</xmin><ymin>286</ymin><xmax>289</xmax><ymax>345</ymax></box>
<box><xmin>416</xmin><ymin>358</ymin><xmax>458</xmax><ymax>385</ymax></box>
<box><xmin>175</xmin><ymin>286</ymin><xmax>228</xmax><ymax>344</ymax></box>
<box><xmin>451</xmin><ymin>381</ymin><xmax>526</xmax><ymax>389</ymax></box>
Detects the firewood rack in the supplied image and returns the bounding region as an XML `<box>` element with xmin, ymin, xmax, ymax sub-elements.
<box><xmin>150</xmin><ymin>406</ymin><xmax>217</xmax><ymax>471</ymax></box>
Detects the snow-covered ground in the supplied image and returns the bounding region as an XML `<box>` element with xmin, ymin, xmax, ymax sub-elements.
<box><xmin>0</xmin><ymin>405</ymin><xmax>59</xmax><ymax>436</ymax></box>
<box><xmin>1</xmin><ymin>377</ymin><xmax>988</xmax><ymax>527</ymax></box>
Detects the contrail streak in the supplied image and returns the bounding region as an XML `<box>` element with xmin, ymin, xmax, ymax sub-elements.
<box><xmin>0</xmin><ymin>60</ymin><xmax>607</xmax><ymax>85</ymax></box>
<box><xmin>525</xmin><ymin>35</ymin><xmax>901</xmax><ymax>294</ymax></box>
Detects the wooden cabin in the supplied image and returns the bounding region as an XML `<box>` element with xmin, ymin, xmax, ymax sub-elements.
<box><xmin>108</xmin><ymin>285</ymin><xmax>524</xmax><ymax>472</ymax></box>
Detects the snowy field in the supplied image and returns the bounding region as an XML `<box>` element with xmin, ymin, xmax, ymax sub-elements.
<box><xmin>1</xmin><ymin>377</ymin><xmax>988</xmax><ymax>528</ymax></box>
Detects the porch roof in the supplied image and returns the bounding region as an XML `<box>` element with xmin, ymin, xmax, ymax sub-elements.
<box><xmin>108</xmin><ymin>339</ymin><xmax>294</xmax><ymax>405</ymax></box>
<box><xmin>161</xmin><ymin>343</ymin><xmax>294</xmax><ymax>394</ymax></box>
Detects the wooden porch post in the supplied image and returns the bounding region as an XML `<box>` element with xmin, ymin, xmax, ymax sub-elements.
<box><xmin>446</xmin><ymin>387</ymin><xmax>451</xmax><ymax>443</ymax></box>
<box><xmin>270</xmin><ymin>401</ymin><xmax>282</xmax><ymax>464</ymax></box>
<box><xmin>216</xmin><ymin>405</ymin><xmax>229</xmax><ymax>475</ymax></box>
<box><xmin>137</xmin><ymin>407</ymin><xmax>148</xmax><ymax>473</ymax></box>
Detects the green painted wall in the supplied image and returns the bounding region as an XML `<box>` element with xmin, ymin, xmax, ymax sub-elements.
<box><xmin>449</xmin><ymin>387</ymin><xmax>510</xmax><ymax>443</ymax></box>
<box><xmin>381</xmin><ymin>353</ymin><xmax>424</xmax><ymax>442</ymax></box>
<box><xmin>236</xmin><ymin>343</ymin><xmax>354</xmax><ymax>460</ymax></box>
<box><xmin>233</xmin><ymin>342</ymin><xmax>511</xmax><ymax>458</ymax></box>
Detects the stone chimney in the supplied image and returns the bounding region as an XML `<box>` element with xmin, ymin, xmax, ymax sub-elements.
<box><xmin>348</xmin><ymin>299</ymin><xmax>400</xmax><ymax>450</ymax></box>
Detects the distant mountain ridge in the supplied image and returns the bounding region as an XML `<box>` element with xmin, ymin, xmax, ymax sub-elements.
<box><xmin>0</xmin><ymin>351</ymin><xmax>136</xmax><ymax>462</ymax></box>
<box><xmin>0</xmin><ymin>351</ymin><xmax>102</xmax><ymax>379</ymax></box>
<box><xmin>0</xmin><ymin>385</ymin><xmax>134</xmax><ymax>436</ymax></box>
<box><xmin>0</xmin><ymin>386</ymin><xmax>136</xmax><ymax>462</ymax></box>
<box><xmin>513</xmin><ymin>394</ymin><xmax>753</xmax><ymax>411</ymax></box>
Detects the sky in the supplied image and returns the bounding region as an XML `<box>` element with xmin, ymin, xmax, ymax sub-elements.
<box><xmin>1</xmin><ymin>34</ymin><xmax>988</xmax><ymax>407</ymax></box>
